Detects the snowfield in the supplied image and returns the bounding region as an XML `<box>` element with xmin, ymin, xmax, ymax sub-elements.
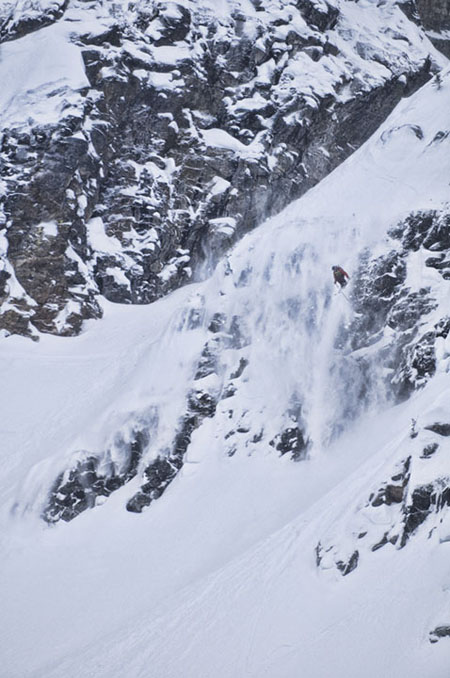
<box><xmin>2</xmin><ymin>5</ymin><xmax>450</xmax><ymax>678</ymax></box>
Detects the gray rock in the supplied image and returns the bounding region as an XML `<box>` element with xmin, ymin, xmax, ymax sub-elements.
<box><xmin>424</xmin><ymin>422</ymin><xmax>450</xmax><ymax>436</ymax></box>
<box><xmin>416</xmin><ymin>0</ymin><xmax>450</xmax><ymax>30</ymax></box>
<box><xmin>336</xmin><ymin>550</ymin><xmax>359</xmax><ymax>576</ymax></box>
<box><xmin>430</xmin><ymin>625</ymin><xmax>450</xmax><ymax>643</ymax></box>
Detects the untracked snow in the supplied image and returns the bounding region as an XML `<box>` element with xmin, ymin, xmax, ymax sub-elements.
<box><xmin>0</xmin><ymin>22</ymin><xmax>89</xmax><ymax>127</ymax></box>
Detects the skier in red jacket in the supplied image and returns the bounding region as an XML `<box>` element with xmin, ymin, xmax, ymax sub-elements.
<box><xmin>332</xmin><ymin>265</ymin><xmax>349</xmax><ymax>288</ymax></box>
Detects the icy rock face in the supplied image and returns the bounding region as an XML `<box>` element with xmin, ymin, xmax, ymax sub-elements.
<box><xmin>314</xmin><ymin>208</ymin><xmax>450</xmax><ymax>580</ymax></box>
<box><xmin>0</xmin><ymin>0</ymin><xmax>438</xmax><ymax>337</ymax></box>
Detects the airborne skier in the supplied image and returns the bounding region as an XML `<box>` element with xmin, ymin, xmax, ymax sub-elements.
<box><xmin>332</xmin><ymin>265</ymin><xmax>349</xmax><ymax>289</ymax></box>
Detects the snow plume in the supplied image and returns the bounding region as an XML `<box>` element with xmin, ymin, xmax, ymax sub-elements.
<box><xmin>196</xmin><ymin>214</ymin><xmax>376</xmax><ymax>453</ymax></box>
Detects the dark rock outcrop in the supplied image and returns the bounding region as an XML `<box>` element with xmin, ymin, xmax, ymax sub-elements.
<box><xmin>126</xmin><ymin>413</ymin><xmax>197</xmax><ymax>513</ymax></box>
<box><xmin>400</xmin><ymin>0</ymin><xmax>450</xmax><ymax>57</ymax></box>
<box><xmin>271</xmin><ymin>426</ymin><xmax>309</xmax><ymax>461</ymax></box>
<box><xmin>43</xmin><ymin>322</ymin><xmax>223</xmax><ymax>522</ymax></box>
<box><xmin>336</xmin><ymin>550</ymin><xmax>359</xmax><ymax>576</ymax></box>
<box><xmin>424</xmin><ymin>422</ymin><xmax>450</xmax><ymax>436</ymax></box>
<box><xmin>315</xmin><ymin>541</ymin><xmax>359</xmax><ymax>576</ymax></box>
<box><xmin>430</xmin><ymin>625</ymin><xmax>450</xmax><ymax>643</ymax></box>
<box><xmin>416</xmin><ymin>0</ymin><xmax>450</xmax><ymax>31</ymax></box>
<box><xmin>126</xmin><ymin>381</ymin><xmax>219</xmax><ymax>513</ymax></box>
<box><xmin>43</xmin><ymin>427</ymin><xmax>150</xmax><ymax>523</ymax></box>
<box><xmin>366</xmin><ymin>443</ymin><xmax>450</xmax><ymax>549</ymax></box>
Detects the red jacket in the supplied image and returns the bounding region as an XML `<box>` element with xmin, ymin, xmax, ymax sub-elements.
<box><xmin>333</xmin><ymin>267</ymin><xmax>349</xmax><ymax>283</ymax></box>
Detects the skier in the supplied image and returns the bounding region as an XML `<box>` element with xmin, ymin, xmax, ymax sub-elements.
<box><xmin>332</xmin><ymin>265</ymin><xmax>349</xmax><ymax>289</ymax></box>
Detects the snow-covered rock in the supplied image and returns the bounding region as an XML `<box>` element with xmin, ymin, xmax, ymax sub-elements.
<box><xmin>0</xmin><ymin>0</ymin><xmax>445</xmax><ymax>337</ymax></box>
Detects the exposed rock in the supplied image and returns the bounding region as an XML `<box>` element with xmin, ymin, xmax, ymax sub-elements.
<box><xmin>363</xmin><ymin>448</ymin><xmax>450</xmax><ymax>549</ymax></box>
<box><xmin>400</xmin><ymin>0</ymin><xmax>450</xmax><ymax>57</ymax></box>
<box><xmin>318</xmin><ymin>423</ymin><xmax>450</xmax><ymax>577</ymax></box>
<box><xmin>208</xmin><ymin>312</ymin><xmax>227</xmax><ymax>334</ymax></box>
<box><xmin>224</xmin><ymin>315</ymin><xmax>251</xmax><ymax>349</ymax></box>
<box><xmin>385</xmin><ymin>484</ymin><xmax>405</xmax><ymax>504</ymax></box>
<box><xmin>371</xmin><ymin>534</ymin><xmax>389</xmax><ymax>552</ymax></box>
<box><xmin>340</xmin><ymin>208</ymin><xmax>450</xmax><ymax>399</ymax></box>
<box><xmin>424</xmin><ymin>422</ymin><xmax>450</xmax><ymax>436</ymax></box>
<box><xmin>194</xmin><ymin>340</ymin><xmax>219</xmax><ymax>379</ymax></box>
<box><xmin>430</xmin><ymin>625</ymin><xmax>450</xmax><ymax>643</ymax></box>
<box><xmin>272</xmin><ymin>426</ymin><xmax>309</xmax><ymax>461</ymax></box>
<box><xmin>44</xmin><ymin>320</ymin><xmax>223</xmax><ymax>522</ymax></box>
<box><xmin>0</xmin><ymin>0</ymin><xmax>437</xmax><ymax>337</ymax></box>
<box><xmin>126</xmin><ymin>455</ymin><xmax>180</xmax><ymax>513</ymax></box>
<box><xmin>43</xmin><ymin>427</ymin><xmax>150</xmax><ymax>523</ymax></box>
<box><xmin>421</xmin><ymin>442</ymin><xmax>439</xmax><ymax>458</ymax></box>
<box><xmin>127</xmin><ymin>393</ymin><xmax>217</xmax><ymax>513</ymax></box>
<box><xmin>401</xmin><ymin>484</ymin><xmax>436</xmax><ymax>545</ymax></box>
<box><xmin>187</xmin><ymin>388</ymin><xmax>217</xmax><ymax>417</ymax></box>
<box><xmin>230</xmin><ymin>357</ymin><xmax>248</xmax><ymax>380</ymax></box>
<box><xmin>416</xmin><ymin>0</ymin><xmax>450</xmax><ymax>31</ymax></box>
<box><xmin>295</xmin><ymin>0</ymin><xmax>339</xmax><ymax>32</ymax></box>
<box><xmin>336</xmin><ymin>550</ymin><xmax>359</xmax><ymax>576</ymax></box>
<box><xmin>370</xmin><ymin>458</ymin><xmax>410</xmax><ymax>508</ymax></box>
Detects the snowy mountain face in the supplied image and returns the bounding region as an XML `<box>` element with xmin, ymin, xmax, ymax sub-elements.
<box><xmin>0</xmin><ymin>0</ymin><xmax>441</xmax><ymax>338</ymax></box>
<box><xmin>2</xmin><ymin>2</ymin><xmax>450</xmax><ymax>678</ymax></box>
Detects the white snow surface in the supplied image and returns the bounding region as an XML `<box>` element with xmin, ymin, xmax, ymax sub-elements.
<box><xmin>0</xmin><ymin>21</ymin><xmax>89</xmax><ymax>128</ymax></box>
<box><xmin>2</xmin><ymin>23</ymin><xmax>450</xmax><ymax>678</ymax></box>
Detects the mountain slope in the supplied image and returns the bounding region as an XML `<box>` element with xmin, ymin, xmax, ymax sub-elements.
<box><xmin>2</xmin><ymin>59</ymin><xmax>450</xmax><ymax>677</ymax></box>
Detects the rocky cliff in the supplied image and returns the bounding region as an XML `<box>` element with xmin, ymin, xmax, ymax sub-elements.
<box><xmin>0</xmin><ymin>0</ymin><xmax>443</xmax><ymax>338</ymax></box>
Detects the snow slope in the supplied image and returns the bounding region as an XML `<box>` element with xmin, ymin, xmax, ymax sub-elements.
<box><xmin>2</xmin><ymin>58</ymin><xmax>450</xmax><ymax>678</ymax></box>
<box><xmin>0</xmin><ymin>21</ymin><xmax>89</xmax><ymax>127</ymax></box>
